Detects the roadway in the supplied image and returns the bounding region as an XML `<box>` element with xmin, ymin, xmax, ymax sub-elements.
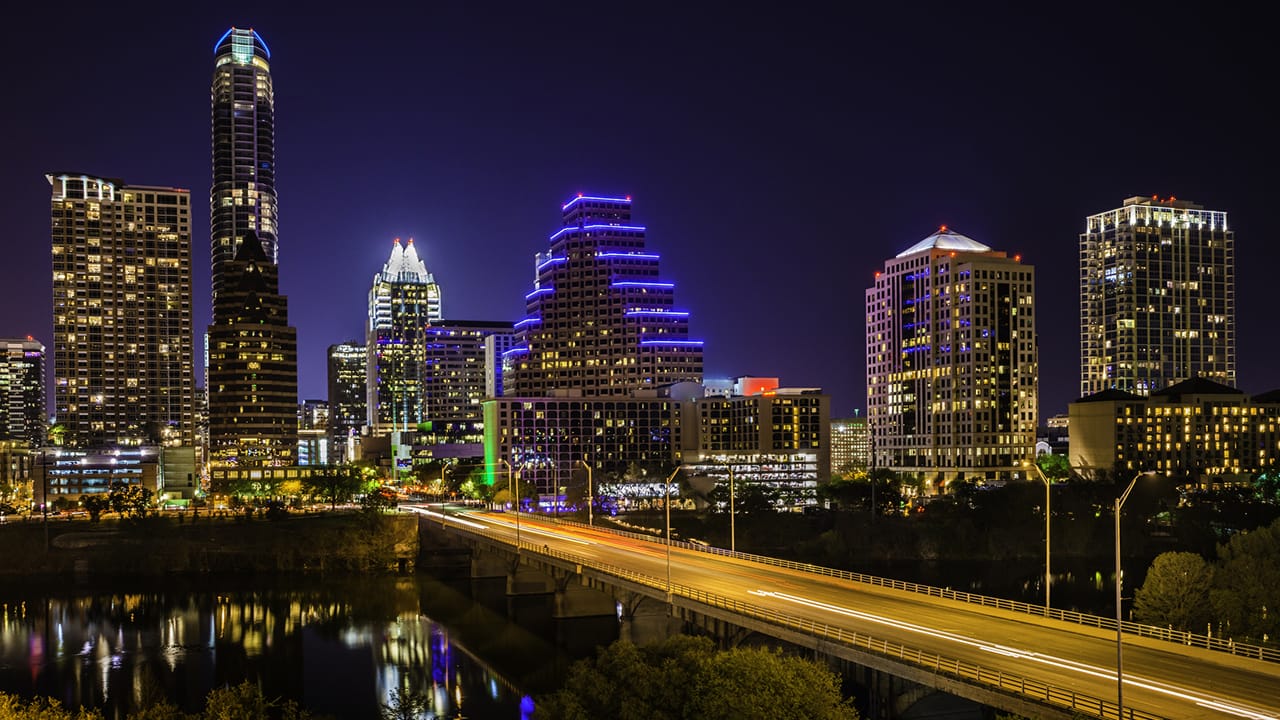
<box><xmin>409</xmin><ymin>506</ymin><xmax>1280</xmax><ymax>720</ymax></box>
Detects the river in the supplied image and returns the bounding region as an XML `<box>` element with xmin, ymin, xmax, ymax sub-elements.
<box><xmin>0</xmin><ymin>574</ymin><xmax>618</xmax><ymax>719</ymax></box>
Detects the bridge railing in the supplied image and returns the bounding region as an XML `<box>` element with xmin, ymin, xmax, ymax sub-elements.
<box><xmin>435</xmin><ymin>515</ymin><xmax>1166</xmax><ymax>720</ymax></box>
<box><xmin>547</xmin><ymin>515</ymin><xmax>1280</xmax><ymax>665</ymax></box>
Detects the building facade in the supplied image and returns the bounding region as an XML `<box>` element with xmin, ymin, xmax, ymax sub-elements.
<box><xmin>415</xmin><ymin>320</ymin><xmax>514</xmax><ymax>452</ymax></box>
<box><xmin>830</xmin><ymin>414</ymin><xmax>870</xmax><ymax>474</ymax></box>
<box><xmin>483</xmin><ymin>391</ymin><xmax>688</xmax><ymax>496</ymax></box>
<box><xmin>48</xmin><ymin>173</ymin><xmax>195</xmax><ymax>448</ymax></box>
<box><xmin>327</xmin><ymin>342</ymin><xmax>366</xmax><ymax>464</ymax></box>
<box><xmin>685</xmin><ymin>387</ymin><xmax>831</xmax><ymax>506</ymax></box>
<box><xmin>1080</xmin><ymin>196</ymin><xmax>1234</xmax><ymax>397</ymax></box>
<box><xmin>0</xmin><ymin>338</ymin><xmax>45</xmax><ymax>448</ymax></box>
<box><xmin>210</xmin><ymin>27</ymin><xmax>276</xmax><ymax>306</ymax></box>
<box><xmin>504</xmin><ymin>195</ymin><xmax>703</xmax><ymax>397</ymax></box>
<box><xmin>1069</xmin><ymin>378</ymin><xmax>1278</xmax><ymax>479</ymax></box>
<box><xmin>866</xmin><ymin>227</ymin><xmax>1038</xmax><ymax>486</ymax></box>
<box><xmin>367</xmin><ymin>238</ymin><xmax>442</xmax><ymax>435</ymax></box>
<box><xmin>206</xmin><ymin>232</ymin><xmax>298</xmax><ymax>466</ymax></box>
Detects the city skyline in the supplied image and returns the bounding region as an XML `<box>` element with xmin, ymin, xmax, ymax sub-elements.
<box><xmin>3</xmin><ymin>4</ymin><xmax>1274</xmax><ymax>419</ymax></box>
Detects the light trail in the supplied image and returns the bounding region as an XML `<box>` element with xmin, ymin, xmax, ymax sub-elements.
<box><xmin>400</xmin><ymin>506</ymin><xmax>489</xmax><ymax>530</ymax></box>
<box><xmin>477</xmin><ymin>515</ymin><xmax>596</xmax><ymax>546</ymax></box>
<box><xmin>751</xmin><ymin>590</ymin><xmax>1278</xmax><ymax>720</ymax></box>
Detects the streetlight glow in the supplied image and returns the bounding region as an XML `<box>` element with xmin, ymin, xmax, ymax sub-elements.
<box><xmin>578</xmin><ymin>458</ymin><xmax>593</xmax><ymax>526</ymax></box>
<box><xmin>664</xmin><ymin>466</ymin><xmax>684</xmax><ymax>602</ymax></box>
<box><xmin>1026</xmin><ymin>460</ymin><xmax>1052</xmax><ymax>610</ymax></box>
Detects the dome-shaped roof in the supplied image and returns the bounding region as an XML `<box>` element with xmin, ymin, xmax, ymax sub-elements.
<box><xmin>896</xmin><ymin>226</ymin><xmax>991</xmax><ymax>258</ymax></box>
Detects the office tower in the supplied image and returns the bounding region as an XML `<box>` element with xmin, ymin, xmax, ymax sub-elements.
<box><xmin>505</xmin><ymin>195</ymin><xmax>703</xmax><ymax>396</ymax></box>
<box><xmin>830</xmin><ymin>413</ymin><xmax>870</xmax><ymax>474</ymax></box>
<box><xmin>367</xmin><ymin>238</ymin><xmax>441</xmax><ymax>434</ymax></box>
<box><xmin>327</xmin><ymin>342</ymin><xmax>366</xmax><ymax>464</ymax></box>
<box><xmin>206</xmin><ymin>232</ymin><xmax>298</xmax><ymax>466</ymax></box>
<box><xmin>865</xmin><ymin>227</ymin><xmax>1037</xmax><ymax>486</ymax></box>
<box><xmin>298</xmin><ymin>400</ymin><xmax>328</xmax><ymax>467</ymax></box>
<box><xmin>48</xmin><ymin>173</ymin><xmax>195</xmax><ymax>448</ymax></box>
<box><xmin>210</xmin><ymin>27</ymin><xmax>276</xmax><ymax>307</ymax></box>
<box><xmin>0</xmin><ymin>337</ymin><xmax>45</xmax><ymax>447</ymax></box>
<box><xmin>1080</xmin><ymin>196</ymin><xmax>1234</xmax><ymax>397</ymax></box>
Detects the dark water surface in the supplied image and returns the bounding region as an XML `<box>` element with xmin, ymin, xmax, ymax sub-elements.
<box><xmin>0</xmin><ymin>574</ymin><xmax>616</xmax><ymax>719</ymax></box>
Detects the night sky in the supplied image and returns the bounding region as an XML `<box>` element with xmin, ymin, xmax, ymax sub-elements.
<box><xmin>4</xmin><ymin>2</ymin><xmax>1273</xmax><ymax>419</ymax></box>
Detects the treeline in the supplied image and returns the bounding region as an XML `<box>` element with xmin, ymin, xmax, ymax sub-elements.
<box><xmin>1133</xmin><ymin>517</ymin><xmax>1280</xmax><ymax>644</ymax></box>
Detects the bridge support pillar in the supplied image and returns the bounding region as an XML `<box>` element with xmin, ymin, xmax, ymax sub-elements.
<box><xmin>553</xmin><ymin>575</ymin><xmax>617</xmax><ymax>619</ymax></box>
<box><xmin>618</xmin><ymin>592</ymin><xmax>681</xmax><ymax>646</ymax></box>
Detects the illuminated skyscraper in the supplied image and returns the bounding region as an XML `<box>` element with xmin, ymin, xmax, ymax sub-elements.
<box><xmin>1080</xmin><ymin>196</ymin><xmax>1234</xmax><ymax>397</ymax></box>
<box><xmin>48</xmin><ymin>173</ymin><xmax>194</xmax><ymax>448</ymax></box>
<box><xmin>0</xmin><ymin>337</ymin><xmax>46</xmax><ymax>448</ymax></box>
<box><xmin>210</xmin><ymin>27</ymin><xmax>276</xmax><ymax>307</ymax></box>
<box><xmin>207</xmin><ymin>232</ymin><xmax>298</xmax><ymax>466</ymax></box>
<box><xmin>505</xmin><ymin>195</ymin><xmax>703</xmax><ymax>396</ymax></box>
<box><xmin>367</xmin><ymin>238</ymin><xmax>442</xmax><ymax>434</ymax></box>
<box><xmin>865</xmin><ymin>227</ymin><xmax>1037</xmax><ymax>485</ymax></box>
<box><xmin>327</xmin><ymin>342</ymin><xmax>366</xmax><ymax>464</ymax></box>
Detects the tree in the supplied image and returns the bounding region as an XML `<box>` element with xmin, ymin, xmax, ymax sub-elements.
<box><xmin>1036</xmin><ymin>453</ymin><xmax>1071</xmax><ymax>481</ymax></box>
<box><xmin>380</xmin><ymin>689</ymin><xmax>430</xmax><ymax>720</ymax></box>
<box><xmin>81</xmin><ymin>494</ymin><xmax>111</xmax><ymax>522</ymax></box>
<box><xmin>202</xmin><ymin>681</ymin><xmax>314</xmax><ymax>720</ymax></box>
<box><xmin>361</xmin><ymin>487</ymin><xmax>397</xmax><ymax>513</ymax></box>
<box><xmin>108</xmin><ymin>481</ymin><xmax>153</xmax><ymax>519</ymax></box>
<box><xmin>1132</xmin><ymin>552</ymin><xmax>1214</xmax><ymax>632</ymax></box>
<box><xmin>0</xmin><ymin>693</ymin><xmax>102</xmax><ymax>719</ymax></box>
<box><xmin>534</xmin><ymin>636</ymin><xmax>857</xmax><ymax>720</ymax></box>
<box><xmin>302</xmin><ymin>467</ymin><xmax>365</xmax><ymax>509</ymax></box>
<box><xmin>1211</xmin><ymin>517</ymin><xmax>1280</xmax><ymax>643</ymax></box>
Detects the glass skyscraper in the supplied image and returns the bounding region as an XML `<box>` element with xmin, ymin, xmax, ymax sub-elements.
<box><xmin>0</xmin><ymin>337</ymin><xmax>46</xmax><ymax>448</ymax></box>
<box><xmin>210</xmin><ymin>27</ymin><xmax>276</xmax><ymax>307</ymax></box>
<box><xmin>367</xmin><ymin>238</ymin><xmax>442</xmax><ymax>434</ymax></box>
<box><xmin>1080</xmin><ymin>196</ymin><xmax>1234</xmax><ymax>397</ymax></box>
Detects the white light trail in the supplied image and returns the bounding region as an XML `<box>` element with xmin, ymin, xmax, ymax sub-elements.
<box><xmin>750</xmin><ymin>590</ymin><xmax>1277</xmax><ymax>720</ymax></box>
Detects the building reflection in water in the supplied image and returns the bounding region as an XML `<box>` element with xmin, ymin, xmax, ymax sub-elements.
<box><xmin>0</xmin><ymin>579</ymin><xmax>528</xmax><ymax>719</ymax></box>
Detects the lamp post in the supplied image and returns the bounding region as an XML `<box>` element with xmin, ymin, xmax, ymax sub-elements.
<box><xmin>1115</xmin><ymin>470</ymin><xmax>1155</xmax><ymax>719</ymax></box>
<box><xmin>1026</xmin><ymin>461</ymin><xmax>1052</xmax><ymax>610</ymax></box>
<box><xmin>578</xmin><ymin>458</ymin><xmax>593</xmax><ymax>526</ymax></box>
<box><xmin>725</xmin><ymin>461</ymin><xmax>736</xmax><ymax>553</ymax></box>
<box><xmin>498</xmin><ymin>458</ymin><xmax>521</xmax><ymax>548</ymax></box>
<box><xmin>664</xmin><ymin>466</ymin><xmax>684</xmax><ymax>601</ymax></box>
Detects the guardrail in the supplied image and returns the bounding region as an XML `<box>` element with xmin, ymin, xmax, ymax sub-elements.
<box><xmin>428</xmin><ymin>512</ymin><xmax>1166</xmax><ymax>720</ymax></box>
<box><xmin>547</xmin><ymin>515</ymin><xmax>1280</xmax><ymax>664</ymax></box>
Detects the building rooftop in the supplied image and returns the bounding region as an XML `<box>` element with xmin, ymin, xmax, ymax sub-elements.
<box><xmin>1151</xmin><ymin>377</ymin><xmax>1242</xmax><ymax>401</ymax></box>
<box><xmin>896</xmin><ymin>226</ymin><xmax>992</xmax><ymax>258</ymax></box>
<box><xmin>1075</xmin><ymin>388</ymin><xmax>1146</xmax><ymax>404</ymax></box>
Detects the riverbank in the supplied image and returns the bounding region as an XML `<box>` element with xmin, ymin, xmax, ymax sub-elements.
<box><xmin>0</xmin><ymin>511</ymin><xmax>418</xmax><ymax>578</ymax></box>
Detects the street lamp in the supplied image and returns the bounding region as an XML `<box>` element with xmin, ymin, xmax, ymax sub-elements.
<box><xmin>664</xmin><ymin>466</ymin><xmax>684</xmax><ymax>601</ymax></box>
<box><xmin>1115</xmin><ymin>469</ymin><xmax>1156</xmax><ymax>719</ymax></box>
<box><xmin>1026</xmin><ymin>461</ymin><xmax>1052</xmax><ymax>610</ymax></box>
<box><xmin>578</xmin><ymin>458</ymin><xmax>593</xmax><ymax>526</ymax></box>
<box><xmin>722</xmin><ymin>461</ymin><xmax>736</xmax><ymax>553</ymax></box>
<box><xmin>498</xmin><ymin>458</ymin><xmax>521</xmax><ymax>548</ymax></box>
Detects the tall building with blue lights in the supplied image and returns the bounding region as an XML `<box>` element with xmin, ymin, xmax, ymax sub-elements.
<box><xmin>865</xmin><ymin>227</ymin><xmax>1038</xmax><ymax>488</ymax></box>
<box><xmin>367</xmin><ymin>238</ymin><xmax>442</xmax><ymax>435</ymax></box>
<box><xmin>505</xmin><ymin>195</ymin><xmax>703</xmax><ymax>397</ymax></box>
<box><xmin>211</xmin><ymin>27</ymin><xmax>276</xmax><ymax>307</ymax></box>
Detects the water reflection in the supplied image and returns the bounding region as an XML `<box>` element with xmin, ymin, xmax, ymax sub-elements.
<box><xmin>0</xmin><ymin>576</ymin><xmax>553</xmax><ymax>719</ymax></box>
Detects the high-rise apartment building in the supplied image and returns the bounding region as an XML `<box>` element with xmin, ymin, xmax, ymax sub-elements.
<box><xmin>206</xmin><ymin>232</ymin><xmax>297</xmax><ymax>466</ymax></box>
<box><xmin>327</xmin><ymin>342</ymin><xmax>366</xmax><ymax>464</ymax></box>
<box><xmin>1080</xmin><ymin>196</ymin><xmax>1234</xmax><ymax>397</ymax></box>
<box><xmin>367</xmin><ymin>238</ymin><xmax>442</xmax><ymax>434</ymax></box>
<box><xmin>504</xmin><ymin>195</ymin><xmax>703</xmax><ymax>397</ymax></box>
<box><xmin>210</xmin><ymin>27</ymin><xmax>276</xmax><ymax>306</ymax></box>
<box><xmin>48</xmin><ymin>173</ymin><xmax>194</xmax><ymax>448</ymax></box>
<box><xmin>866</xmin><ymin>227</ymin><xmax>1037</xmax><ymax>486</ymax></box>
<box><xmin>0</xmin><ymin>338</ymin><xmax>45</xmax><ymax>448</ymax></box>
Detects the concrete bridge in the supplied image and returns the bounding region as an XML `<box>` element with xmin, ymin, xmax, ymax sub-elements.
<box><xmin>409</xmin><ymin>505</ymin><xmax>1280</xmax><ymax>720</ymax></box>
